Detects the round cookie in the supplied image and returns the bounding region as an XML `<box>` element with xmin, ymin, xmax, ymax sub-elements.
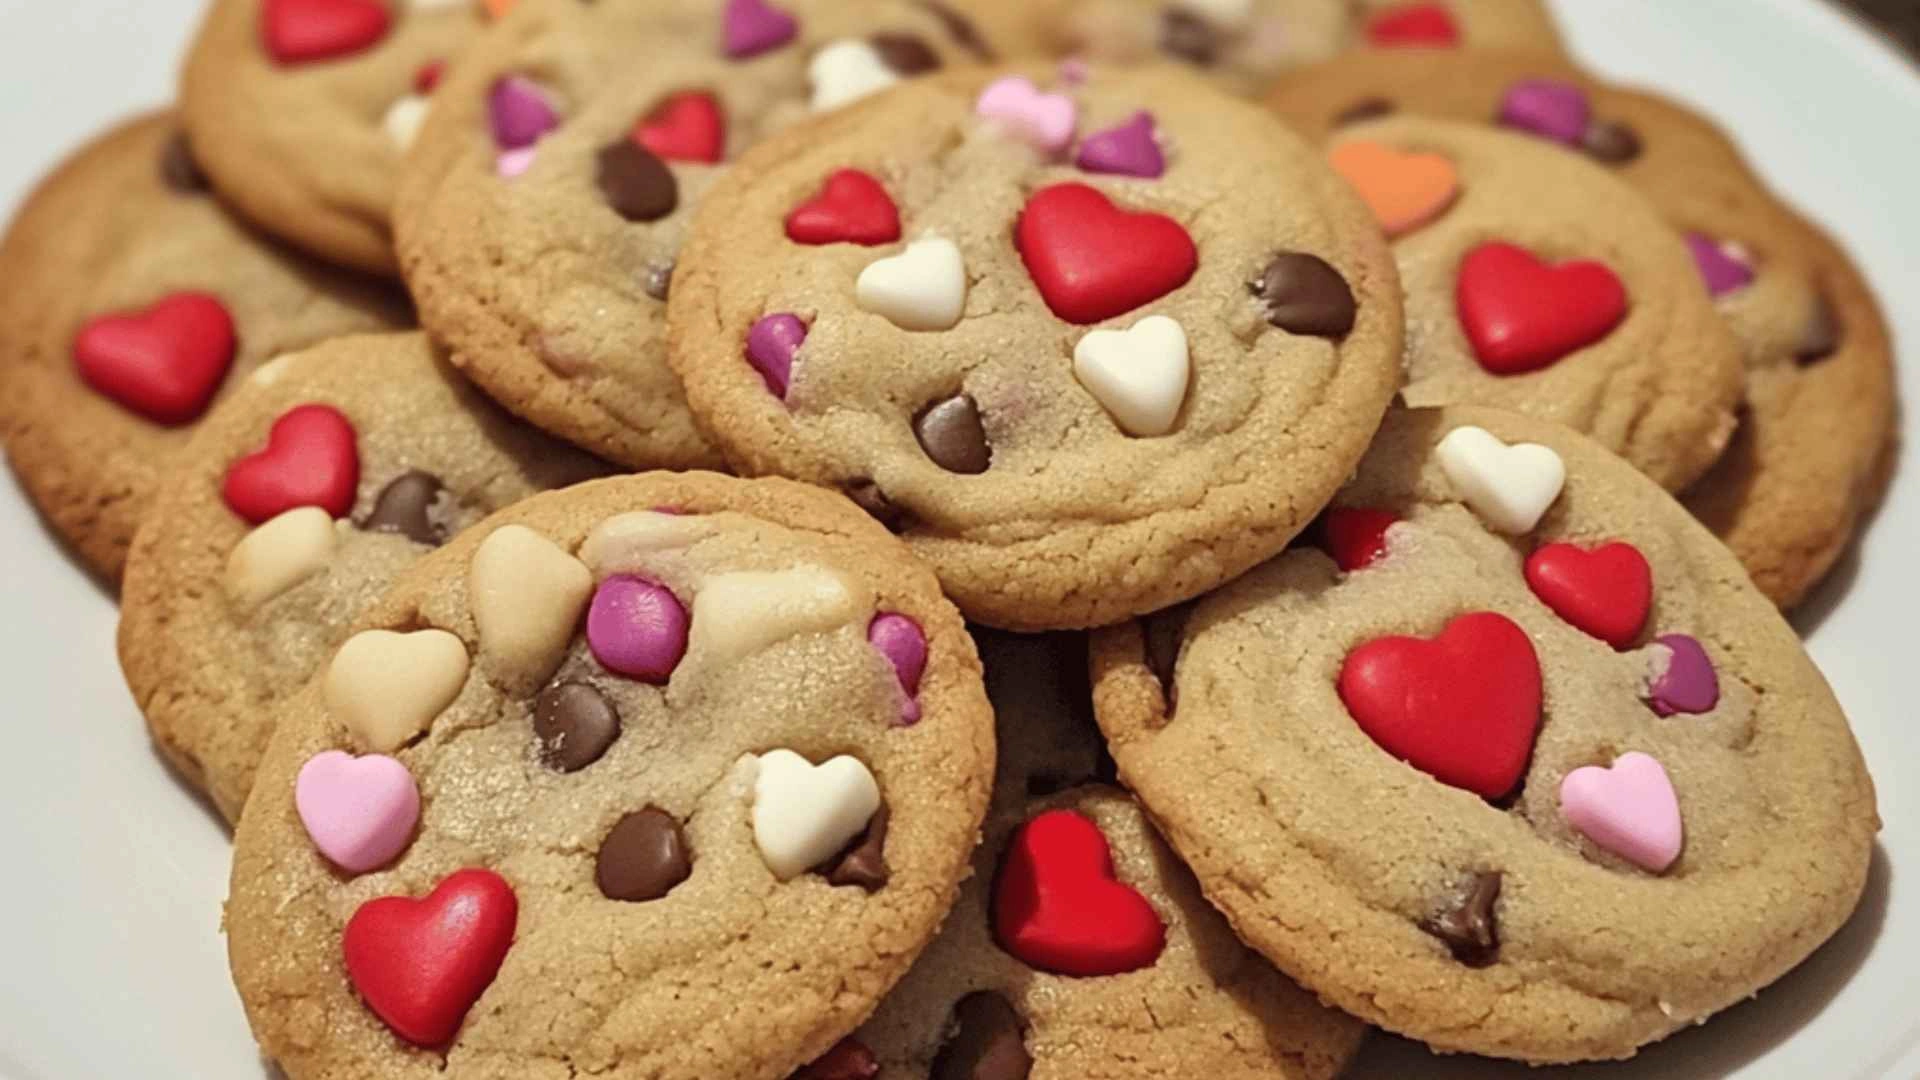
<box><xmin>181</xmin><ymin>0</ymin><xmax>493</xmax><ymax>275</ymax></box>
<box><xmin>119</xmin><ymin>331</ymin><xmax>608</xmax><ymax>823</ymax></box>
<box><xmin>1090</xmin><ymin>405</ymin><xmax>1878</xmax><ymax>1063</ymax></box>
<box><xmin>667</xmin><ymin>65</ymin><xmax>1404</xmax><ymax>630</ymax></box>
<box><xmin>0</xmin><ymin>113</ymin><xmax>407</xmax><ymax>581</ymax></box>
<box><xmin>1324</xmin><ymin>116</ymin><xmax>1746</xmax><ymax>492</ymax></box>
<box><xmin>396</xmin><ymin>0</ymin><xmax>1018</xmax><ymax>470</ymax></box>
<box><xmin>1271</xmin><ymin>50</ymin><xmax>1899</xmax><ymax>607</ymax></box>
<box><xmin>811</xmin><ymin>629</ymin><xmax>1366</xmax><ymax>1079</ymax></box>
<box><xmin>228</xmin><ymin>471</ymin><xmax>995</xmax><ymax>1079</ymax></box>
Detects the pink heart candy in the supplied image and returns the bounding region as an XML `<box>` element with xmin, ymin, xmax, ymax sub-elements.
<box><xmin>295</xmin><ymin>751</ymin><xmax>420</xmax><ymax>875</ymax></box>
<box><xmin>975</xmin><ymin>76</ymin><xmax>1078</xmax><ymax>155</ymax></box>
<box><xmin>1559</xmin><ymin>751</ymin><xmax>1683</xmax><ymax>873</ymax></box>
<box><xmin>722</xmin><ymin>0</ymin><xmax>798</xmax><ymax>59</ymax></box>
<box><xmin>588</xmin><ymin>575</ymin><xmax>689</xmax><ymax>684</ymax></box>
<box><xmin>867</xmin><ymin>613</ymin><xmax>927</xmax><ymax>725</ymax></box>
<box><xmin>496</xmin><ymin>145</ymin><xmax>537</xmax><ymax>179</ymax></box>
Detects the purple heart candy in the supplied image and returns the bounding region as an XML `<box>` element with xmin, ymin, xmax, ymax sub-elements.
<box><xmin>1649</xmin><ymin>633</ymin><xmax>1719</xmax><ymax>716</ymax></box>
<box><xmin>1685</xmin><ymin>233</ymin><xmax>1755</xmax><ymax>298</ymax></box>
<box><xmin>588</xmin><ymin>576</ymin><xmax>689</xmax><ymax>684</ymax></box>
<box><xmin>490</xmin><ymin>75</ymin><xmax>559</xmax><ymax>151</ymax></box>
<box><xmin>868</xmin><ymin>613</ymin><xmax>928</xmax><ymax>725</ymax></box>
<box><xmin>722</xmin><ymin>0</ymin><xmax>798</xmax><ymax>59</ymax></box>
<box><xmin>746</xmin><ymin>313</ymin><xmax>806</xmax><ymax>399</ymax></box>
<box><xmin>1498</xmin><ymin>79</ymin><xmax>1590</xmax><ymax>146</ymax></box>
<box><xmin>1075</xmin><ymin>111</ymin><xmax>1166</xmax><ymax>179</ymax></box>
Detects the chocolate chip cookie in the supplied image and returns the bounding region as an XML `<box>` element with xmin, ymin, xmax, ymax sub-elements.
<box><xmin>1091</xmin><ymin>405</ymin><xmax>1878</xmax><ymax>1063</ymax></box>
<box><xmin>227</xmin><ymin>470</ymin><xmax>995</xmax><ymax>1079</ymax></box>
<box><xmin>668</xmin><ymin>64</ymin><xmax>1404</xmax><ymax>629</ymax></box>
<box><xmin>0</xmin><ymin>112</ymin><xmax>406</xmax><ymax>580</ymax></box>
<box><xmin>118</xmin><ymin>331</ymin><xmax>607</xmax><ymax>823</ymax></box>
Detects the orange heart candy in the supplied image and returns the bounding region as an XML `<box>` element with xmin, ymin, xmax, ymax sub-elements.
<box><xmin>1330</xmin><ymin>140</ymin><xmax>1460</xmax><ymax>239</ymax></box>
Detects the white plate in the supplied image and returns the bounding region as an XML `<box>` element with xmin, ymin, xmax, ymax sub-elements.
<box><xmin>0</xmin><ymin>1</ymin><xmax>1913</xmax><ymax>1077</ymax></box>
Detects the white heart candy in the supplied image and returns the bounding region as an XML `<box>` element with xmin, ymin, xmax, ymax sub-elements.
<box><xmin>225</xmin><ymin>506</ymin><xmax>337</xmax><ymax>609</ymax></box>
<box><xmin>1175</xmin><ymin>0</ymin><xmax>1255</xmax><ymax>29</ymax></box>
<box><xmin>383</xmin><ymin>95</ymin><xmax>431</xmax><ymax>151</ymax></box>
<box><xmin>1072</xmin><ymin>315</ymin><xmax>1191</xmax><ymax>437</ymax></box>
<box><xmin>809</xmin><ymin>39</ymin><xmax>901</xmax><ymax>112</ymax></box>
<box><xmin>324</xmin><ymin>629</ymin><xmax>471</xmax><ymax>753</ymax></box>
<box><xmin>748</xmin><ymin>749</ymin><xmax>882</xmax><ymax>880</ymax></box>
<box><xmin>856</xmin><ymin>236</ymin><xmax>967</xmax><ymax>331</ymax></box>
<box><xmin>1436</xmin><ymin>425</ymin><xmax>1566</xmax><ymax>534</ymax></box>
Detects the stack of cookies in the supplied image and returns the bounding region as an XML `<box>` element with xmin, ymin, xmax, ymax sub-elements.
<box><xmin>0</xmin><ymin>1</ymin><xmax>1891</xmax><ymax>1076</ymax></box>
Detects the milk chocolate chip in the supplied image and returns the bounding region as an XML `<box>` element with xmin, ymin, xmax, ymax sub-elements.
<box><xmin>596</xmin><ymin>807</ymin><xmax>692</xmax><ymax>902</ymax></box>
<box><xmin>1422</xmin><ymin>870</ymin><xmax>1502</xmax><ymax>967</ymax></box>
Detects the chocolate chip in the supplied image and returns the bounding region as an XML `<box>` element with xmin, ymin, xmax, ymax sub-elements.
<box><xmin>913</xmin><ymin>394</ymin><xmax>991</xmax><ymax>474</ymax></box>
<box><xmin>1422</xmin><ymin>871</ymin><xmax>1502</xmax><ymax>967</ymax></box>
<box><xmin>644</xmin><ymin>259</ymin><xmax>675</xmax><ymax>301</ymax></box>
<box><xmin>1579</xmin><ymin>120</ymin><xmax>1642</xmax><ymax>164</ymax></box>
<box><xmin>817</xmin><ymin>802</ymin><xmax>890</xmax><ymax>891</ymax></box>
<box><xmin>911</xmin><ymin>0</ymin><xmax>995</xmax><ymax>60</ymax></box>
<box><xmin>596</xmin><ymin>807</ymin><xmax>691</xmax><ymax>902</ymax></box>
<box><xmin>793</xmin><ymin>1037</ymin><xmax>880</xmax><ymax>1080</ymax></box>
<box><xmin>870</xmin><ymin>32</ymin><xmax>941</xmax><ymax>75</ymax></box>
<box><xmin>1250</xmin><ymin>253</ymin><xmax>1357</xmax><ymax>338</ymax></box>
<box><xmin>160</xmin><ymin>132</ymin><xmax>208</xmax><ymax>193</ymax></box>
<box><xmin>932</xmin><ymin>992</ymin><xmax>1032</xmax><ymax>1080</ymax></box>
<box><xmin>1797</xmin><ymin>290</ymin><xmax>1842</xmax><ymax>363</ymax></box>
<box><xmin>1159</xmin><ymin>9</ymin><xmax>1218</xmax><ymax>66</ymax></box>
<box><xmin>845</xmin><ymin>479</ymin><xmax>914</xmax><ymax>533</ymax></box>
<box><xmin>1142</xmin><ymin>602</ymin><xmax>1192</xmax><ymax>711</ymax></box>
<box><xmin>596</xmin><ymin>140</ymin><xmax>678</xmax><ymax>222</ymax></box>
<box><xmin>358</xmin><ymin>470</ymin><xmax>447</xmax><ymax>545</ymax></box>
<box><xmin>534</xmin><ymin>680</ymin><xmax>621</xmax><ymax>772</ymax></box>
<box><xmin>1335</xmin><ymin>97</ymin><xmax>1396</xmax><ymax>127</ymax></box>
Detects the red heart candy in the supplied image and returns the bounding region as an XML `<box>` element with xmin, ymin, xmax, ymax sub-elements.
<box><xmin>993</xmin><ymin>808</ymin><xmax>1165</xmax><ymax>976</ymax></box>
<box><xmin>1457</xmin><ymin>242</ymin><xmax>1628</xmax><ymax>374</ymax></box>
<box><xmin>634</xmin><ymin>91</ymin><xmax>726</xmax><ymax>164</ymax></box>
<box><xmin>785</xmin><ymin>169</ymin><xmax>902</xmax><ymax>246</ymax></box>
<box><xmin>343</xmin><ymin>868</ymin><xmax>517</xmax><ymax>1047</ymax></box>
<box><xmin>1365</xmin><ymin>4</ymin><xmax>1461</xmax><ymax>47</ymax></box>
<box><xmin>72</xmin><ymin>292</ymin><xmax>236</xmax><ymax>425</ymax></box>
<box><xmin>1016</xmin><ymin>182</ymin><xmax>1197</xmax><ymax>325</ymax></box>
<box><xmin>261</xmin><ymin>0</ymin><xmax>393</xmax><ymax>65</ymax></box>
<box><xmin>1524</xmin><ymin>541</ymin><xmax>1651</xmax><ymax>649</ymax></box>
<box><xmin>1338</xmin><ymin>612</ymin><xmax>1542</xmax><ymax>799</ymax></box>
<box><xmin>222</xmin><ymin>404</ymin><xmax>360</xmax><ymax>525</ymax></box>
<box><xmin>1320</xmin><ymin>507</ymin><xmax>1399</xmax><ymax>572</ymax></box>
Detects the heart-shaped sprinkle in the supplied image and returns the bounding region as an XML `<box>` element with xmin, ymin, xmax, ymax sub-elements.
<box><xmin>1072</xmin><ymin>314</ymin><xmax>1190</xmax><ymax>437</ymax></box>
<box><xmin>1497</xmin><ymin>79</ymin><xmax>1591</xmax><ymax>145</ymax></box>
<box><xmin>1525</xmin><ymin>541</ymin><xmax>1651</xmax><ymax>648</ymax></box>
<box><xmin>856</xmin><ymin>236</ymin><xmax>967</xmax><ymax>331</ymax></box>
<box><xmin>746</xmin><ymin>313</ymin><xmax>806</xmax><ymax>398</ymax></box>
<box><xmin>914</xmin><ymin>393</ymin><xmax>991</xmax><ymax>473</ymax></box>
<box><xmin>1075</xmin><ymin>111</ymin><xmax>1165</xmax><ymax>179</ymax></box>
<box><xmin>325</xmin><ymin>628</ymin><xmax>471</xmax><ymax>753</ymax></box>
<box><xmin>868</xmin><ymin>613</ymin><xmax>927</xmax><ymax>724</ymax></box>
<box><xmin>1329</xmin><ymin>140</ymin><xmax>1458</xmax><ymax>239</ymax></box>
<box><xmin>533</xmin><ymin>680</ymin><xmax>621</xmax><ymax>772</ymax></box>
<box><xmin>1436</xmin><ymin>424</ymin><xmax>1566</xmax><ymax>535</ymax></box>
<box><xmin>72</xmin><ymin>292</ymin><xmax>235</xmax><ymax>425</ymax></box>
<box><xmin>596</xmin><ymin>141</ymin><xmax>678</xmax><ymax>222</ymax></box>
<box><xmin>596</xmin><ymin>807</ymin><xmax>692</xmax><ymax>901</ymax></box>
<box><xmin>225</xmin><ymin>506</ymin><xmax>338</xmax><ymax>608</ymax></box>
<box><xmin>722</xmin><ymin>0</ymin><xmax>798</xmax><ymax>58</ymax></box>
<box><xmin>413</xmin><ymin>59</ymin><xmax>446</xmax><ymax>94</ymax></box>
<box><xmin>809</xmin><ymin>40</ymin><xmax>901</xmax><ymax>112</ymax></box>
<box><xmin>634</xmin><ymin>90</ymin><xmax>725</xmax><ymax>163</ymax></box>
<box><xmin>818</xmin><ymin>802</ymin><xmax>890</xmax><ymax>890</ymax></box>
<box><xmin>1580</xmin><ymin>120</ymin><xmax>1642</xmax><ymax>163</ymax></box>
<box><xmin>1422</xmin><ymin>871</ymin><xmax>1502</xmax><ymax>967</ymax></box>
<box><xmin>489</xmin><ymin>75</ymin><xmax>558</xmax><ymax>150</ymax></box>
<box><xmin>1365</xmin><ymin>3</ymin><xmax>1460</xmax><ymax>46</ymax></box>
<box><xmin>1457</xmin><ymin>241</ymin><xmax>1629</xmax><ymax>374</ymax></box>
<box><xmin>931</xmin><ymin>993</ymin><xmax>1031</xmax><ymax>1080</ymax></box>
<box><xmin>383</xmin><ymin>95</ymin><xmax>431</xmax><ymax>151</ymax></box>
<box><xmin>1648</xmin><ymin>633</ymin><xmax>1719</xmax><ymax>716</ymax></box>
<box><xmin>749</xmin><ymin>749</ymin><xmax>882</xmax><ymax>880</ymax></box>
<box><xmin>1559</xmin><ymin>751</ymin><xmax>1683</xmax><ymax>872</ymax></box>
<box><xmin>1250</xmin><ymin>252</ymin><xmax>1356</xmax><ymax>338</ymax></box>
<box><xmin>222</xmin><ymin>404</ymin><xmax>360</xmax><ymax>525</ymax></box>
<box><xmin>993</xmin><ymin>808</ymin><xmax>1166</xmax><ymax>975</ymax></box>
<box><xmin>785</xmin><ymin>169</ymin><xmax>901</xmax><ymax>246</ymax></box>
<box><xmin>974</xmin><ymin>76</ymin><xmax>1078</xmax><ymax>155</ymax></box>
<box><xmin>496</xmin><ymin>145</ymin><xmax>537</xmax><ymax>178</ymax></box>
<box><xmin>1017</xmin><ymin>183</ymin><xmax>1196</xmax><ymax>324</ymax></box>
<box><xmin>1339</xmin><ymin>611</ymin><xmax>1543</xmax><ymax>799</ymax></box>
<box><xmin>1320</xmin><ymin>507</ymin><xmax>1399</xmax><ymax>571</ymax></box>
<box><xmin>295</xmin><ymin>750</ymin><xmax>419</xmax><ymax>875</ymax></box>
<box><xmin>262</xmin><ymin>0</ymin><xmax>391</xmax><ymax>65</ymax></box>
<box><xmin>469</xmin><ymin>524</ymin><xmax>594</xmax><ymax>693</ymax></box>
<box><xmin>1686</xmin><ymin>233</ymin><xmax>1755</xmax><ymax>297</ymax></box>
<box><xmin>870</xmin><ymin>32</ymin><xmax>940</xmax><ymax>75</ymax></box>
<box><xmin>343</xmin><ymin>869</ymin><xmax>517</xmax><ymax>1046</ymax></box>
<box><xmin>687</xmin><ymin>567</ymin><xmax>863</xmax><ymax>667</ymax></box>
<box><xmin>358</xmin><ymin>470</ymin><xmax>446</xmax><ymax>545</ymax></box>
<box><xmin>587</xmin><ymin>576</ymin><xmax>689</xmax><ymax>684</ymax></box>
<box><xmin>797</xmin><ymin>1037</ymin><xmax>881</xmax><ymax>1080</ymax></box>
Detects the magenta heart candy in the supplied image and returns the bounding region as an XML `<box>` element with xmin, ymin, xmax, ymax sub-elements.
<box><xmin>1498</xmin><ymin>78</ymin><xmax>1590</xmax><ymax>146</ymax></box>
<box><xmin>295</xmin><ymin>751</ymin><xmax>420</xmax><ymax>875</ymax></box>
<box><xmin>1559</xmin><ymin>751</ymin><xmax>1684</xmax><ymax>872</ymax></box>
<box><xmin>1649</xmin><ymin>633</ymin><xmax>1719</xmax><ymax>716</ymax></box>
<box><xmin>489</xmin><ymin>75</ymin><xmax>558</xmax><ymax>150</ymax></box>
<box><xmin>746</xmin><ymin>313</ymin><xmax>806</xmax><ymax>399</ymax></box>
<box><xmin>868</xmin><ymin>613</ymin><xmax>928</xmax><ymax>725</ymax></box>
<box><xmin>722</xmin><ymin>0</ymin><xmax>798</xmax><ymax>59</ymax></box>
<box><xmin>588</xmin><ymin>575</ymin><xmax>689</xmax><ymax>683</ymax></box>
<box><xmin>1685</xmin><ymin>234</ymin><xmax>1755</xmax><ymax>298</ymax></box>
<box><xmin>1075</xmin><ymin>111</ymin><xmax>1165</xmax><ymax>179</ymax></box>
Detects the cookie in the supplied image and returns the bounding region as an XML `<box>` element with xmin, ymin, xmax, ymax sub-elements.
<box><xmin>1321</xmin><ymin>116</ymin><xmax>1746</xmax><ymax>492</ymax></box>
<box><xmin>180</xmin><ymin>0</ymin><xmax>494</xmax><ymax>275</ymax></box>
<box><xmin>810</xmin><ymin>629</ymin><xmax>1366</xmax><ymax>1079</ymax></box>
<box><xmin>227</xmin><ymin>470</ymin><xmax>995</xmax><ymax>1078</ymax></box>
<box><xmin>1270</xmin><ymin>49</ymin><xmax>1899</xmax><ymax>606</ymax></box>
<box><xmin>118</xmin><ymin>331</ymin><xmax>608</xmax><ymax>823</ymax></box>
<box><xmin>1090</xmin><ymin>405</ymin><xmax>1878</xmax><ymax>1063</ymax></box>
<box><xmin>0</xmin><ymin>113</ymin><xmax>407</xmax><ymax>580</ymax></box>
<box><xmin>952</xmin><ymin>0</ymin><xmax>1563</xmax><ymax>96</ymax></box>
<box><xmin>667</xmin><ymin>65</ymin><xmax>1404</xmax><ymax>630</ymax></box>
<box><xmin>396</xmin><ymin>0</ymin><xmax>1016</xmax><ymax>470</ymax></box>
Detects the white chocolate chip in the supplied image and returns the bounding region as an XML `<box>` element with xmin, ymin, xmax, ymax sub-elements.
<box><xmin>224</xmin><ymin>507</ymin><xmax>338</xmax><ymax>609</ymax></box>
<box><xmin>383</xmin><ymin>95</ymin><xmax>432</xmax><ymax>151</ymax></box>
<box><xmin>808</xmin><ymin>40</ymin><xmax>901</xmax><ymax>112</ymax></box>
<box><xmin>324</xmin><ymin>629</ymin><xmax>470</xmax><ymax>753</ymax></box>
<box><xmin>578</xmin><ymin>511</ymin><xmax>712</xmax><ymax>578</ymax></box>
<box><xmin>468</xmin><ymin>524</ymin><xmax>593</xmax><ymax>693</ymax></box>
<box><xmin>1072</xmin><ymin>315</ymin><xmax>1191</xmax><ymax>437</ymax></box>
<box><xmin>748</xmin><ymin>749</ymin><xmax>881</xmax><ymax>880</ymax></box>
<box><xmin>1435</xmin><ymin>425</ymin><xmax>1566</xmax><ymax>535</ymax></box>
<box><xmin>687</xmin><ymin>566</ymin><xmax>869</xmax><ymax>669</ymax></box>
<box><xmin>1176</xmin><ymin>0</ymin><xmax>1255</xmax><ymax>30</ymax></box>
<box><xmin>855</xmin><ymin>236</ymin><xmax>967</xmax><ymax>331</ymax></box>
<box><xmin>248</xmin><ymin>353</ymin><xmax>300</xmax><ymax>386</ymax></box>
